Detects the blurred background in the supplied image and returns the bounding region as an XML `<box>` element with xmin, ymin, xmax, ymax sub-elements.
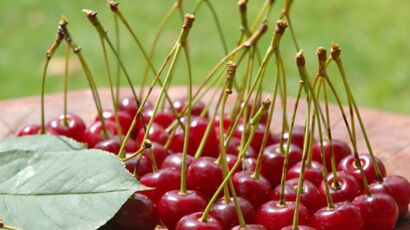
<box><xmin>0</xmin><ymin>0</ymin><xmax>409</xmax><ymax>114</ymax></box>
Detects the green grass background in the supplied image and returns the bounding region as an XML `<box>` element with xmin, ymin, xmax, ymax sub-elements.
<box><xmin>1</xmin><ymin>0</ymin><xmax>409</xmax><ymax>114</ymax></box>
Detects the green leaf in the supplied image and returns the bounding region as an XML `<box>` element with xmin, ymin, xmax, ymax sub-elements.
<box><xmin>0</xmin><ymin>136</ymin><xmax>146</xmax><ymax>230</ymax></box>
<box><xmin>0</xmin><ymin>135</ymin><xmax>86</xmax><ymax>153</ymax></box>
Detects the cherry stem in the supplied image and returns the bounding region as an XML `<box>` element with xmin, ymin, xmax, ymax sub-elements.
<box><xmin>203</xmin><ymin>0</ymin><xmax>229</xmax><ymax>55</ymax></box>
<box><xmin>145</xmin><ymin>139</ymin><xmax>158</xmax><ymax>172</ymax></box>
<box><xmin>113</xmin><ymin>13</ymin><xmax>121</xmax><ymax>106</ymax></box>
<box><xmin>280</xmin><ymin>0</ymin><xmax>300</xmax><ymax>51</ymax></box>
<box><xmin>63</xmin><ymin>43</ymin><xmax>70</xmax><ymax>126</ymax></box>
<box><xmin>250</xmin><ymin>0</ymin><xmax>275</xmax><ymax>30</ymax></box>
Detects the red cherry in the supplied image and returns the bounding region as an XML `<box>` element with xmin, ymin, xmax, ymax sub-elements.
<box><xmin>226</xmin><ymin>154</ymin><xmax>240</xmax><ymax>173</ymax></box>
<box><xmin>311</xmin><ymin>201</ymin><xmax>364</xmax><ymax>230</ymax></box>
<box><xmin>214</xmin><ymin>115</ymin><xmax>233</xmax><ymax>134</ymax></box>
<box><xmin>226</xmin><ymin>137</ymin><xmax>257</xmax><ymax>158</ymax></box>
<box><xmin>287</xmin><ymin>161</ymin><xmax>324</xmax><ymax>186</ymax></box>
<box><xmin>209</xmin><ymin>197</ymin><xmax>256</xmax><ymax>229</ymax></box>
<box><xmin>271</xmin><ymin>178</ymin><xmax>324</xmax><ymax>214</ymax></box>
<box><xmin>281</xmin><ymin>226</ymin><xmax>316</xmax><ymax>230</ymax></box>
<box><xmin>161</xmin><ymin>153</ymin><xmax>195</xmax><ymax>171</ymax></box>
<box><xmin>170</xmin><ymin>116</ymin><xmax>219</xmax><ymax>158</ymax></box>
<box><xmin>242</xmin><ymin>157</ymin><xmax>257</xmax><ymax>172</ymax></box>
<box><xmin>242</xmin><ymin>100</ymin><xmax>268</xmax><ymax>125</ymax></box>
<box><xmin>187</xmin><ymin>157</ymin><xmax>223</xmax><ymax>198</ymax></box>
<box><xmin>136</xmin><ymin>123</ymin><xmax>169</xmax><ymax>146</ymax></box>
<box><xmin>312</xmin><ymin>139</ymin><xmax>351</xmax><ymax>171</ymax></box>
<box><xmin>156</xmin><ymin>190</ymin><xmax>208</xmax><ymax>230</ymax></box>
<box><xmin>46</xmin><ymin>113</ymin><xmax>86</xmax><ymax>142</ymax></box>
<box><xmin>232</xmin><ymin>171</ymin><xmax>272</xmax><ymax>209</ymax></box>
<box><xmin>175</xmin><ymin>212</ymin><xmax>224</xmax><ymax>230</ymax></box>
<box><xmin>282</xmin><ymin>125</ymin><xmax>307</xmax><ymax>150</ymax></box>
<box><xmin>338</xmin><ymin>153</ymin><xmax>386</xmax><ymax>189</ymax></box>
<box><xmin>319</xmin><ymin>171</ymin><xmax>360</xmax><ymax>204</ymax></box>
<box><xmin>18</xmin><ymin>124</ymin><xmax>41</xmax><ymax>136</ymax></box>
<box><xmin>260</xmin><ymin>143</ymin><xmax>302</xmax><ymax>187</ymax></box>
<box><xmin>231</xmin><ymin>224</ymin><xmax>267</xmax><ymax>230</ymax></box>
<box><xmin>234</xmin><ymin>123</ymin><xmax>278</xmax><ymax>153</ymax></box>
<box><xmin>94</xmin><ymin>135</ymin><xmax>138</xmax><ymax>154</ymax></box>
<box><xmin>255</xmin><ymin>200</ymin><xmax>310</xmax><ymax>230</ymax></box>
<box><xmin>369</xmin><ymin>175</ymin><xmax>410</xmax><ymax>216</ymax></box>
<box><xmin>118</xmin><ymin>96</ymin><xmax>153</xmax><ymax>118</ymax></box>
<box><xmin>82</xmin><ymin>120</ymin><xmax>118</xmax><ymax>148</ymax></box>
<box><xmin>124</xmin><ymin>154</ymin><xmax>151</xmax><ymax>179</ymax></box>
<box><xmin>110</xmin><ymin>193</ymin><xmax>158</xmax><ymax>230</ymax></box>
<box><xmin>95</xmin><ymin>110</ymin><xmax>133</xmax><ymax>135</ymax></box>
<box><xmin>139</xmin><ymin>167</ymin><xmax>181</xmax><ymax>203</ymax></box>
<box><xmin>172</xmin><ymin>98</ymin><xmax>207</xmax><ymax>117</ymax></box>
<box><xmin>141</xmin><ymin>142</ymin><xmax>170</xmax><ymax>168</ymax></box>
<box><xmin>144</xmin><ymin>109</ymin><xmax>175</xmax><ymax>129</ymax></box>
<box><xmin>352</xmin><ymin>193</ymin><xmax>398</xmax><ymax>230</ymax></box>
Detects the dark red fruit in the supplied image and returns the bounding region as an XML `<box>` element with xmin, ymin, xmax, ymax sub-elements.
<box><xmin>255</xmin><ymin>200</ymin><xmax>310</xmax><ymax>230</ymax></box>
<box><xmin>210</xmin><ymin>197</ymin><xmax>256</xmax><ymax>229</ymax></box>
<box><xmin>119</xmin><ymin>96</ymin><xmax>153</xmax><ymax>118</ymax></box>
<box><xmin>156</xmin><ymin>190</ymin><xmax>208</xmax><ymax>230</ymax></box>
<box><xmin>94</xmin><ymin>135</ymin><xmax>138</xmax><ymax>154</ymax></box>
<box><xmin>161</xmin><ymin>153</ymin><xmax>195</xmax><ymax>171</ymax></box>
<box><xmin>369</xmin><ymin>175</ymin><xmax>410</xmax><ymax>217</ymax></box>
<box><xmin>46</xmin><ymin>113</ymin><xmax>86</xmax><ymax>141</ymax></box>
<box><xmin>136</xmin><ymin>123</ymin><xmax>169</xmax><ymax>146</ymax></box>
<box><xmin>312</xmin><ymin>139</ymin><xmax>351</xmax><ymax>171</ymax></box>
<box><xmin>18</xmin><ymin>124</ymin><xmax>41</xmax><ymax>136</ymax></box>
<box><xmin>272</xmin><ymin>178</ymin><xmax>324</xmax><ymax>214</ymax></box>
<box><xmin>187</xmin><ymin>157</ymin><xmax>223</xmax><ymax>198</ymax></box>
<box><xmin>231</xmin><ymin>224</ymin><xmax>267</xmax><ymax>230</ymax></box>
<box><xmin>110</xmin><ymin>193</ymin><xmax>158</xmax><ymax>230</ymax></box>
<box><xmin>319</xmin><ymin>171</ymin><xmax>360</xmax><ymax>204</ymax></box>
<box><xmin>175</xmin><ymin>212</ymin><xmax>223</xmax><ymax>230</ymax></box>
<box><xmin>234</xmin><ymin>123</ymin><xmax>279</xmax><ymax>153</ymax></box>
<box><xmin>214</xmin><ymin>115</ymin><xmax>233</xmax><ymax>134</ymax></box>
<box><xmin>142</xmin><ymin>142</ymin><xmax>170</xmax><ymax>168</ymax></box>
<box><xmin>226</xmin><ymin>154</ymin><xmax>240</xmax><ymax>173</ymax></box>
<box><xmin>311</xmin><ymin>201</ymin><xmax>364</xmax><ymax>230</ymax></box>
<box><xmin>96</xmin><ymin>110</ymin><xmax>132</xmax><ymax>135</ymax></box>
<box><xmin>352</xmin><ymin>193</ymin><xmax>398</xmax><ymax>230</ymax></box>
<box><xmin>226</xmin><ymin>137</ymin><xmax>257</xmax><ymax>158</ymax></box>
<box><xmin>282</xmin><ymin>125</ymin><xmax>307</xmax><ymax>150</ymax></box>
<box><xmin>242</xmin><ymin>157</ymin><xmax>257</xmax><ymax>172</ymax></box>
<box><xmin>82</xmin><ymin>120</ymin><xmax>118</xmax><ymax>148</ymax></box>
<box><xmin>232</xmin><ymin>171</ymin><xmax>272</xmax><ymax>209</ymax></box>
<box><xmin>260</xmin><ymin>143</ymin><xmax>303</xmax><ymax>187</ymax></box>
<box><xmin>139</xmin><ymin>167</ymin><xmax>181</xmax><ymax>203</ymax></box>
<box><xmin>173</xmin><ymin>98</ymin><xmax>207</xmax><ymax>117</ymax></box>
<box><xmin>124</xmin><ymin>153</ymin><xmax>151</xmax><ymax>179</ymax></box>
<box><xmin>287</xmin><ymin>160</ymin><xmax>324</xmax><ymax>187</ymax></box>
<box><xmin>338</xmin><ymin>153</ymin><xmax>386</xmax><ymax>188</ymax></box>
<box><xmin>281</xmin><ymin>226</ymin><xmax>316</xmax><ymax>230</ymax></box>
<box><xmin>144</xmin><ymin>109</ymin><xmax>175</xmax><ymax>129</ymax></box>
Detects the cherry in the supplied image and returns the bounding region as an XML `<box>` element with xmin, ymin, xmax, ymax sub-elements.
<box><xmin>282</xmin><ymin>125</ymin><xmax>306</xmax><ymax>150</ymax></box>
<box><xmin>214</xmin><ymin>115</ymin><xmax>233</xmax><ymax>134</ymax></box>
<box><xmin>272</xmin><ymin>178</ymin><xmax>324</xmax><ymax>214</ymax></box>
<box><xmin>143</xmin><ymin>109</ymin><xmax>175</xmax><ymax>129</ymax></box>
<box><xmin>226</xmin><ymin>154</ymin><xmax>240</xmax><ymax>173</ymax></box>
<box><xmin>82</xmin><ymin>120</ymin><xmax>118</xmax><ymax>148</ymax></box>
<box><xmin>139</xmin><ymin>167</ymin><xmax>181</xmax><ymax>203</ymax></box>
<box><xmin>136</xmin><ymin>123</ymin><xmax>169</xmax><ymax>146</ymax></box>
<box><xmin>95</xmin><ymin>110</ymin><xmax>133</xmax><ymax>135</ymax></box>
<box><xmin>281</xmin><ymin>226</ymin><xmax>316</xmax><ymax>230</ymax></box>
<box><xmin>287</xmin><ymin>160</ymin><xmax>324</xmax><ymax>187</ymax></box>
<box><xmin>161</xmin><ymin>153</ymin><xmax>195</xmax><ymax>171</ymax></box>
<box><xmin>312</xmin><ymin>139</ymin><xmax>351</xmax><ymax>171</ymax></box>
<box><xmin>46</xmin><ymin>113</ymin><xmax>86</xmax><ymax>142</ymax></box>
<box><xmin>110</xmin><ymin>193</ymin><xmax>158</xmax><ymax>230</ymax></box>
<box><xmin>231</xmin><ymin>224</ymin><xmax>267</xmax><ymax>230</ymax></box>
<box><xmin>369</xmin><ymin>175</ymin><xmax>410</xmax><ymax>216</ymax></box>
<box><xmin>242</xmin><ymin>100</ymin><xmax>268</xmax><ymax>125</ymax></box>
<box><xmin>319</xmin><ymin>171</ymin><xmax>360</xmax><ymax>204</ymax></box>
<box><xmin>141</xmin><ymin>142</ymin><xmax>170</xmax><ymax>168</ymax></box>
<box><xmin>175</xmin><ymin>212</ymin><xmax>223</xmax><ymax>230</ymax></box>
<box><xmin>118</xmin><ymin>96</ymin><xmax>153</xmax><ymax>118</ymax></box>
<box><xmin>172</xmin><ymin>98</ymin><xmax>207</xmax><ymax>117</ymax></box>
<box><xmin>209</xmin><ymin>197</ymin><xmax>256</xmax><ymax>229</ymax></box>
<box><xmin>234</xmin><ymin>123</ymin><xmax>278</xmax><ymax>153</ymax></box>
<box><xmin>187</xmin><ymin>157</ymin><xmax>223</xmax><ymax>198</ymax></box>
<box><xmin>338</xmin><ymin>153</ymin><xmax>386</xmax><ymax>188</ymax></box>
<box><xmin>226</xmin><ymin>137</ymin><xmax>257</xmax><ymax>158</ymax></box>
<box><xmin>94</xmin><ymin>135</ymin><xmax>138</xmax><ymax>154</ymax></box>
<box><xmin>232</xmin><ymin>171</ymin><xmax>272</xmax><ymax>209</ymax></box>
<box><xmin>242</xmin><ymin>157</ymin><xmax>257</xmax><ymax>172</ymax></box>
<box><xmin>170</xmin><ymin>116</ymin><xmax>219</xmax><ymax>158</ymax></box>
<box><xmin>255</xmin><ymin>200</ymin><xmax>310</xmax><ymax>230</ymax></box>
<box><xmin>156</xmin><ymin>190</ymin><xmax>208</xmax><ymax>230</ymax></box>
<box><xmin>260</xmin><ymin>143</ymin><xmax>303</xmax><ymax>187</ymax></box>
<box><xmin>311</xmin><ymin>201</ymin><xmax>364</xmax><ymax>230</ymax></box>
<box><xmin>17</xmin><ymin>124</ymin><xmax>41</xmax><ymax>136</ymax></box>
<box><xmin>124</xmin><ymin>153</ymin><xmax>151</xmax><ymax>178</ymax></box>
<box><xmin>352</xmin><ymin>193</ymin><xmax>398</xmax><ymax>230</ymax></box>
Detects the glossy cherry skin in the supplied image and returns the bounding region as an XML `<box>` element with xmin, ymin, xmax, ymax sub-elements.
<box><xmin>242</xmin><ymin>157</ymin><xmax>257</xmax><ymax>172</ymax></box>
<box><xmin>18</xmin><ymin>124</ymin><xmax>41</xmax><ymax>136</ymax></box>
<box><xmin>187</xmin><ymin>157</ymin><xmax>223</xmax><ymax>198</ymax></box>
<box><xmin>144</xmin><ymin>109</ymin><xmax>175</xmax><ymax>129</ymax></box>
<box><xmin>352</xmin><ymin>193</ymin><xmax>398</xmax><ymax>230</ymax></box>
<box><xmin>139</xmin><ymin>167</ymin><xmax>181</xmax><ymax>203</ymax></box>
<box><xmin>214</xmin><ymin>115</ymin><xmax>233</xmax><ymax>134</ymax></box>
<box><xmin>210</xmin><ymin>197</ymin><xmax>256</xmax><ymax>229</ymax></box>
<box><xmin>156</xmin><ymin>190</ymin><xmax>208</xmax><ymax>230</ymax></box>
<box><xmin>338</xmin><ymin>153</ymin><xmax>386</xmax><ymax>189</ymax></box>
<box><xmin>234</xmin><ymin>123</ymin><xmax>279</xmax><ymax>153</ymax></box>
<box><xmin>255</xmin><ymin>201</ymin><xmax>310</xmax><ymax>230</ymax></box>
<box><xmin>319</xmin><ymin>171</ymin><xmax>360</xmax><ymax>204</ymax></box>
<box><xmin>232</xmin><ymin>171</ymin><xmax>272</xmax><ymax>209</ymax></box>
<box><xmin>282</xmin><ymin>125</ymin><xmax>307</xmax><ymax>150</ymax></box>
<box><xmin>46</xmin><ymin>113</ymin><xmax>86</xmax><ymax>142</ymax></box>
<box><xmin>175</xmin><ymin>212</ymin><xmax>223</xmax><ymax>230</ymax></box>
<box><xmin>369</xmin><ymin>175</ymin><xmax>410</xmax><ymax>216</ymax></box>
<box><xmin>95</xmin><ymin>110</ymin><xmax>132</xmax><ymax>135</ymax></box>
<box><xmin>311</xmin><ymin>201</ymin><xmax>364</xmax><ymax>230</ymax></box>
<box><xmin>82</xmin><ymin>120</ymin><xmax>118</xmax><ymax>148</ymax></box>
<box><xmin>110</xmin><ymin>193</ymin><xmax>158</xmax><ymax>230</ymax></box>
<box><xmin>141</xmin><ymin>142</ymin><xmax>170</xmax><ymax>167</ymax></box>
<box><xmin>287</xmin><ymin>161</ymin><xmax>324</xmax><ymax>187</ymax></box>
<box><xmin>170</xmin><ymin>116</ymin><xmax>219</xmax><ymax>158</ymax></box>
<box><xmin>226</xmin><ymin>137</ymin><xmax>257</xmax><ymax>158</ymax></box>
<box><xmin>136</xmin><ymin>123</ymin><xmax>169</xmax><ymax>147</ymax></box>
<box><xmin>312</xmin><ymin>139</ymin><xmax>351</xmax><ymax>171</ymax></box>
<box><xmin>118</xmin><ymin>96</ymin><xmax>153</xmax><ymax>118</ymax></box>
<box><xmin>124</xmin><ymin>154</ymin><xmax>151</xmax><ymax>178</ymax></box>
<box><xmin>172</xmin><ymin>98</ymin><xmax>207</xmax><ymax>117</ymax></box>
<box><xmin>231</xmin><ymin>224</ymin><xmax>267</xmax><ymax>230</ymax></box>
<box><xmin>272</xmin><ymin>178</ymin><xmax>324</xmax><ymax>214</ymax></box>
<box><xmin>260</xmin><ymin>143</ymin><xmax>303</xmax><ymax>187</ymax></box>
<box><xmin>161</xmin><ymin>153</ymin><xmax>195</xmax><ymax>171</ymax></box>
<box><xmin>94</xmin><ymin>135</ymin><xmax>138</xmax><ymax>154</ymax></box>
<box><xmin>281</xmin><ymin>226</ymin><xmax>316</xmax><ymax>230</ymax></box>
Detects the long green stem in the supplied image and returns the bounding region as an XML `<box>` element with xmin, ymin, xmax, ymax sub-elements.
<box><xmin>63</xmin><ymin>43</ymin><xmax>70</xmax><ymax>126</ymax></box>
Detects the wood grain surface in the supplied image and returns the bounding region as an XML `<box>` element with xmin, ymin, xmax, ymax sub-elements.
<box><xmin>1</xmin><ymin>87</ymin><xmax>409</xmax><ymax>229</ymax></box>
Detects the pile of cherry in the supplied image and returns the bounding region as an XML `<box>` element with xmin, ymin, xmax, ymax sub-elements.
<box><xmin>18</xmin><ymin>95</ymin><xmax>410</xmax><ymax>230</ymax></box>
